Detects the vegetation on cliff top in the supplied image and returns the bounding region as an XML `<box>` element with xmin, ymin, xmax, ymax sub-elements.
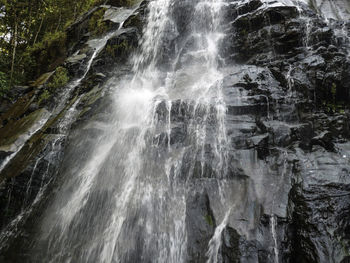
<box><xmin>0</xmin><ymin>0</ymin><xmax>105</xmax><ymax>97</ymax></box>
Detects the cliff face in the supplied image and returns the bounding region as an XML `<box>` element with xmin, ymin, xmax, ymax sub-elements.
<box><xmin>0</xmin><ymin>1</ymin><xmax>147</xmax><ymax>256</ymax></box>
<box><xmin>0</xmin><ymin>0</ymin><xmax>350</xmax><ymax>262</ymax></box>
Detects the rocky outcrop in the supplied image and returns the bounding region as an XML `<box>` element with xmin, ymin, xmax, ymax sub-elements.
<box><xmin>0</xmin><ymin>1</ymin><xmax>146</xmax><ymax>255</ymax></box>
<box><xmin>215</xmin><ymin>1</ymin><xmax>350</xmax><ymax>262</ymax></box>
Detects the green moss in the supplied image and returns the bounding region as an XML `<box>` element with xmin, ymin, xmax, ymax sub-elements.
<box><xmin>125</xmin><ymin>0</ymin><xmax>139</xmax><ymax>6</ymax></box>
<box><xmin>106</xmin><ymin>44</ymin><xmax>116</xmax><ymax>57</ymax></box>
<box><xmin>38</xmin><ymin>90</ymin><xmax>51</xmax><ymax>105</ymax></box>
<box><xmin>48</xmin><ymin>67</ymin><xmax>69</xmax><ymax>90</ymax></box>
<box><xmin>116</xmin><ymin>40</ymin><xmax>131</xmax><ymax>51</ymax></box>
<box><xmin>105</xmin><ymin>39</ymin><xmax>134</xmax><ymax>60</ymax></box>
<box><xmin>89</xmin><ymin>8</ymin><xmax>108</xmax><ymax>36</ymax></box>
<box><xmin>123</xmin><ymin>13</ymin><xmax>142</xmax><ymax>30</ymax></box>
<box><xmin>205</xmin><ymin>214</ymin><xmax>214</xmax><ymax>226</ymax></box>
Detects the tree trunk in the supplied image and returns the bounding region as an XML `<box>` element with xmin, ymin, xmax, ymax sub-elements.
<box><xmin>10</xmin><ymin>20</ymin><xmax>18</xmax><ymax>87</ymax></box>
<box><xmin>55</xmin><ymin>12</ymin><xmax>62</xmax><ymax>33</ymax></box>
<box><xmin>26</xmin><ymin>5</ymin><xmax>33</xmax><ymax>41</ymax></box>
<box><xmin>33</xmin><ymin>15</ymin><xmax>44</xmax><ymax>46</ymax></box>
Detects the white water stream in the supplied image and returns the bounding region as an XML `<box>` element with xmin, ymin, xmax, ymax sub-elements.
<box><xmin>1</xmin><ymin>0</ymin><xmax>348</xmax><ymax>262</ymax></box>
<box><xmin>28</xmin><ymin>0</ymin><xmax>229</xmax><ymax>262</ymax></box>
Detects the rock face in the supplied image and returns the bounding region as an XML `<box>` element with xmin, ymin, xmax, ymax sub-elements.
<box><xmin>0</xmin><ymin>1</ymin><xmax>147</xmax><ymax>258</ymax></box>
<box><xmin>0</xmin><ymin>0</ymin><xmax>350</xmax><ymax>262</ymax></box>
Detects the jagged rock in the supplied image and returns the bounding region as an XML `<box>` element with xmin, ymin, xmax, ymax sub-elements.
<box><xmin>248</xmin><ymin>133</ymin><xmax>269</xmax><ymax>159</ymax></box>
<box><xmin>66</xmin><ymin>53</ymin><xmax>87</xmax><ymax>64</ymax></box>
<box><xmin>93</xmin><ymin>28</ymin><xmax>139</xmax><ymax>72</ymax></box>
<box><xmin>311</xmin><ymin>130</ymin><xmax>334</xmax><ymax>151</ymax></box>
<box><xmin>220</xmin><ymin>227</ymin><xmax>241</xmax><ymax>263</ymax></box>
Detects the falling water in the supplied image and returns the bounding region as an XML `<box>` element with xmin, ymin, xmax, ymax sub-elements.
<box><xmin>0</xmin><ymin>9</ymin><xmax>134</xmax><ymax>254</ymax></box>
<box><xmin>206</xmin><ymin>210</ymin><xmax>231</xmax><ymax>263</ymax></box>
<box><xmin>0</xmin><ymin>116</ymin><xmax>50</xmax><ymax>174</ymax></box>
<box><xmin>0</xmin><ymin>22</ymin><xmax>121</xmax><ymax>175</ymax></box>
<box><xmin>20</xmin><ymin>0</ymin><xmax>230</xmax><ymax>262</ymax></box>
<box><xmin>5</xmin><ymin>0</ymin><xmax>348</xmax><ymax>262</ymax></box>
<box><xmin>270</xmin><ymin>215</ymin><xmax>279</xmax><ymax>263</ymax></box>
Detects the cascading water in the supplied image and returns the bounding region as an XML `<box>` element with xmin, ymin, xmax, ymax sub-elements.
<box><xmin>0</xmin><ymin>8</ymin><xmax>132</xmax><ymax>255</ymax></box>
<box><xmin>2</xmin><ymin>0</ymin><xmax>350</xmax><ymax>262</ymax></box>
<box><xmin>270</xmin><ymin>215</ymin><xmax>279</xmax><ymax>263</ymax></box>
<box><xmin>23</xmin><ymin>0</ymin><xmax>230</xmax><ymax>262</ymax></box>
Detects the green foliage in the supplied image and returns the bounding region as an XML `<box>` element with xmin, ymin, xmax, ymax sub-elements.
<box><xmin>0</xmin><ymin>0</ymin><xmax>104</xmax><ymax>97</ymax></box>
<box><xmin>38</xmin><ymin>90</ymin><xmax>51</xmax><ymax>105</ymax></box>
<box><xmin>48</xmin><ymin>67</ymin><xmax>69</xmax><ymax>90</ymax></box>
<box><xmin>32</xmin><ymin>31</ymin><xmax>67</xmax><ymax>52</ymax></box>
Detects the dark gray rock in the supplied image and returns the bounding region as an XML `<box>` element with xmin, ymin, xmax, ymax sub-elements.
<box><xmin>186</xmin><ymin>191</ymin><xmax>216</xmax><ymax>263</ymax></box>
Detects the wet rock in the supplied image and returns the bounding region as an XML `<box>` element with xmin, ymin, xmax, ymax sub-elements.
<box><xmin>93</xmin><ymin>28</ymin><xmax>139</xmax><ymax>73</ymax></box>
<box><xmin>248</xmin><ymin>133</ymin><xmax>269</xmax><ymax>159</ymax></box>
<box><xmin>0</xmin><ymin>108</ymin><xmax>50</xmax><ymax>154</ymax></box>
<box><xmin>186</xmin><ymin>191</ymin><xmax>216</xmax><ymax>263</ymax></box>
<box><xmin>66</xmin><ymin>53</ymin><xmax>87</xmax><ymax>64</ymax></box>
<box><xmin>220</xmin><ymin>227</ymin><xmax>240</xmax><ymax>263</ymax></box>
<box><xmin>311</xmin><ymin>130</ymin><xmax>334</xmax><ymax>151</ymax></box>
<box><xmin>6</xmin><ymin>86</ymin><xmax>32</xmax><ymax>99</ymax></box>
<box><xmin>66</xmin><ymin>6</ymin><xmax>102</xmax><ymax>54</ymax></box>
<box><xmin>289</xmin><ymin>182</ymin><xmax>350</xmax><ymax>263</ymax></box>
<box><xmin>291</xmin><ymin>123</ymin><xmax>314</xmax><ymax>150</ymax></box>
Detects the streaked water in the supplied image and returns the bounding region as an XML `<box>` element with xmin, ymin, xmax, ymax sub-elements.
<box><xmin>1</xmin><ymin>0</ymin><xmax>349</xmax><ymax>262</ymax></box>
<box><xmin>27</xmin><ymin>0</ymin><xmax>229</xmax><ymax>262</ymax></box>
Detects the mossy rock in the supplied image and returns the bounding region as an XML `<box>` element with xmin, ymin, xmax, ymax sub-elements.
<box><xmin>89</xmin><ymin>8</ymin><xmax>109</xmax><ymax>37</ymax></box>
<box><xmin>124</xmin><ymin>13</ymin><xmax>143</xmax><ymax>32</ymax></box>
<box><xmin>0</xmin><ymin>91</ymin><xmax>36</xmax><ymax>128</ymax></box>
<box><xmin>204</xmin><ymin>214</ymin><xmax>214</xmax><ymax>226</ymax></box>
<box><xmin>47</xmin><ymin>67</ymin><xmax>69</xmax><ymax>90</ymax></box>
<box><xmin>0</xmin><ymin>108</ymin><xmax>50</xmax><ymax>153</ymax></box>
<box><xmin>38</xmin><ymin>90</ymin><xmax>51</xmax><ymax>106</ymax></box>
<box><xmin>94</xmin><ymin>28</ymin><xmax>139</xmax><ymax>71</ymax></box>
<box><xmin>76</xmin><ymin>85</ymin><xmax>104</xmax><ymax>123</ymax></box>
<box><xmin>29</xmin><ymin>72</ymin><xmax>55</xmax><ymax>87</ymax></box>
<box><xmin>106</xmin><ymin>0</ymin><xmax>140</xmax><ymax>7</ymax></box>
<box><xmin>0</xmin><ymin>96</ymin><xmax>78</xmax><ymax>183</ymax></box>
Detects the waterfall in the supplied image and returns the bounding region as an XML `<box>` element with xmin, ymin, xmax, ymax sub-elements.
<box><xmin>270</xmin><ymin>215</ymin><xmax>279</xmax><ymax>263</ymax></box>
<box><xmin>206</xmin><ymin>209</ymin><xmax>231</xmax><ymax>263</ymax></box>
<box><xmin>21</xmin><ymin>0</ymin><xmax>230</xmax><ymax>262</ymax></box>
<box><xmin>2</xmin><ymin>0</ymin><xmax>350</xmax><ymax>262</ymax></box>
